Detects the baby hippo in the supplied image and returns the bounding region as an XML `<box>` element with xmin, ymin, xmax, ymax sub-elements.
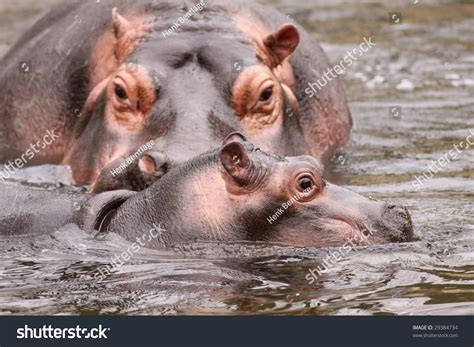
<box><xmin>84</xmin><ymin>133</ymin><xmax>414</xmax><ymax>248</ymax></box>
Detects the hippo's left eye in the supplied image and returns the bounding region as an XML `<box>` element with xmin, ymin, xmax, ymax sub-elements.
<box><xmin>259</xmin><ymin>86</ymin><xmax>273</xmax><ymax>102</ymax></box>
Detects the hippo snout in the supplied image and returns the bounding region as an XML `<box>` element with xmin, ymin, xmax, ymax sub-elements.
<box><xmin>381</xmin><ymin>203</ymin><xmax>414</xmax><ymax>242</ymax></box>
<box><xmin>141</xmin><ymin>151</ymin><xmax>172</xmax><ymax>175</ymax></box>
<box><xmin>296</xmin><ymin>182</ymin><xmax>416</xmax><ymax>247</ymax></box>
<box><xmin>92</xmin><ymin>150</ymin><xmax>172</xmax><ymax>193</ymax></box>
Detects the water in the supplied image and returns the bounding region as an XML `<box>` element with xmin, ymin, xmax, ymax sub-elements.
<box><xmin>0</xmin><ymin>0</ymin><xmax>473</xmax><ymax>315</ymax></box>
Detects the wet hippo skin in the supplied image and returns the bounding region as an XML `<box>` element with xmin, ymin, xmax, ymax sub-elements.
<box><xmin>92</xmin><ymin>150</ymin><xmax>170</xmax><ymax>193</ymax></box>
<box><xmin>0</xmin><ymin>0</ymin><xmax>351</xmax><ymax>188</ymax></box>
<box><xmin>0</xmin><ymin>135</ymin><xmax>413</xmax><ymax>248</ymax></box>
<box><xmin>97</xmin><ymin>134</ymin><xmax>413</xmax><ymax>248</ymax></box>
<box><xmin>0</xmin><ymin>183</ymin><xmax>87</xmax><ymax>235</ymax></box>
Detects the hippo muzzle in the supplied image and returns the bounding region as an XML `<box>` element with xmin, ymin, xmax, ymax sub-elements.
<box><xmin>307</xmin><ymin>182</ymin><xmax>414</xmax><ymax>245</ymax></box>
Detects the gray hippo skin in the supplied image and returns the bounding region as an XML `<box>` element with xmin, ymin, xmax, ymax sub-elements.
<box><xmin>0</xmin><ymin>135</ymin><xmax>413</xmax><ymax>248</ymax></box>
<box><xmin>0</xmin><ymin>0</ymin><xmax>351</xmax><ymax>187</ymax></box>
<box><xmin>92</xmin><ymin>150</ymin><xmax>170</xmax><ymax>193</ymax></box>
<box><xmin>0</xmin><ymin>184</ymin><xmax>86</xmax><ymax>235</ymax></box>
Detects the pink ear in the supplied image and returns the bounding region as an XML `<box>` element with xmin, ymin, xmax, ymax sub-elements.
<box><xmin>112</xmin><ymin>8</ymin><xmax>132</xmax><ymax>39</ymax></box>
<box><xmin>263</xmin><ymin>24</ymin><xmax>300</xmax><ymax>65</ymax></box>
<box><xmin>220</xmin><ymin>142</ymin><xmax>252</xmax><ymax>185</ymax></box>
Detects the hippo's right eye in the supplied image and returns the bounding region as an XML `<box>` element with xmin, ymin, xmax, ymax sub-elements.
<box><xmin>297</xmin><ymin>175</ymin><xmax>314</xmax><ymax>192</ymax></box>
<box><xmin>291</xmin><ymin>172</ymin><xmax>321</xmax><ymax>202</ymax></box>
<box><xmin>259</xmin><ymin>86</ymin><xmax>273</xmax><ymax>102</ymax></box>
<box><xmin>114</xmin><ymin>84</ymin><xmax>128</xmax><ymax>100</ymax></box>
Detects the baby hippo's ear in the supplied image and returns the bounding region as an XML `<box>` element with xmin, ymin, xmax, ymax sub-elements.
<box><xmin>220</xmin><ymin>141</ymin><xmax>252</xmax><ymax>186</ymax></box>
<box><xmin>223</xmin><ymin>131</ymin><xmax>247</xmax><ymax>145</ymax></box>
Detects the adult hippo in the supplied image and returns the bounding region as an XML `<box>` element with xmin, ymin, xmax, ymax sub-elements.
<box><xmin>0</xmin><ymin>135</ymin><xmax>413</xmax><ymax>248</ymax></box>
<box><xmin>0</xmin><ymin>0</ymin><xmax>351</xmax><ymax>187</ymax></box>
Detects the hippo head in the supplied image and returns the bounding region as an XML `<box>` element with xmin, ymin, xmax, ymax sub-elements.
<box><xmin>209</xmin><ymin>134</ymin><xmax>414</xmax><ymax>247</ymax></box>
<box><xmin>98</xmin><ymin>133</ymin><xmax>414</xmax><ymax>248</ymax></box>
<box><xmin>62</xmin><ymin>4</ymin><xmax>347</xmax><ymax>186</ymax></box>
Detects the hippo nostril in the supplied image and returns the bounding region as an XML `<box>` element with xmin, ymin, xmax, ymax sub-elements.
<box><xmin>382</xmin><ymin>202</ymin><xmax>414</xmax><ymax>242</ymax></box>
<box><xmin>139</xmin><ymin>152</ymin><xmax>172</xmax><ymax>174</ymax></box>
<box><xmin>386</xmin><ymin>203</ymin><xmax>398</xmax><ymax>210</ymax></box>
<box><xmin>384</xmin><ymin>203</ymin><xmax>409</xmax><ymax>219</ymax></box>
<box><xmin>160</xmin><ymin>161</ymin><xmax>171</xmax><ymax>173</ymax></box>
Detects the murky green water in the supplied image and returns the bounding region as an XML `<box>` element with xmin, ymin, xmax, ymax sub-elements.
<box><xmin>0</xmin><ymin>0</ymin><xmax>473</xmax><ymax>315</ymax></box>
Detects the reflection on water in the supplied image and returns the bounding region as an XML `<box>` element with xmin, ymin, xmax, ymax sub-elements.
<box><xmin>0</xmin><ymin>0</ymin><xmax>473</xmax><ymax>315</ymax></box>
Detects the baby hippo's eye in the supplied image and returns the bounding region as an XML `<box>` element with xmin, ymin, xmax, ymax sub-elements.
<box><xmin>259</xmin><ymin>86</ymin><xmax>273</xmax><ymax>102</ymax></box>
<box><xmin>293</xmin><ymin>172</ymin><xmax>321</xmax><ymax>202</ymax></box>
<box><xmin>297</xmin><ymin>175</ymin><xmax>314</xmax><ymax>192</ymax></box>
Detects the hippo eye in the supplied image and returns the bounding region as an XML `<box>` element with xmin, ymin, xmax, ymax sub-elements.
<box><xmin>259</xmin><ymin>86</ymin><xmax>273</xmax><ymax>102</ymax></box>
<box><xmin>297</xmin><ymin>175</ymin><xmax>314</xmax><ymax>192</ymax></box>
<box><xmin>114</xmin><ymin>84</ymin><xmax>128</xmax><ymax>100</ymax></box>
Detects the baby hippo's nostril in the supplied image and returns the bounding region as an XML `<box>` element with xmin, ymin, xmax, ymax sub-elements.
<box><xmin>386</xmin><ymin>203</ymin><xmax>408</xmax><ymax>217</ymax></box>
<box><xmin>382</xmin><ymin>202</ymin><xmax>414</xmax><ymax>242</ymax></box>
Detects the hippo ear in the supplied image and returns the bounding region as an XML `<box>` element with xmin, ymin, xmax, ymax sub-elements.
<box><xmin>263</xmin><ymin>24</ymin><xmax>300</xmax><ymax>66</ymax></box>
<box><xmin>112</xmin><ymin>8</ymin><xmax>132</xmax><ymax>39</ymax></box>
<box><xmin>223</xmin><ymin>132</ymin><xmax>247</xmax><ymax>145</ymax></box>
<box><xmin>220</xmin><ymin>142</ymin><xmax>252</xmax><ymax>185</ymax></box>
